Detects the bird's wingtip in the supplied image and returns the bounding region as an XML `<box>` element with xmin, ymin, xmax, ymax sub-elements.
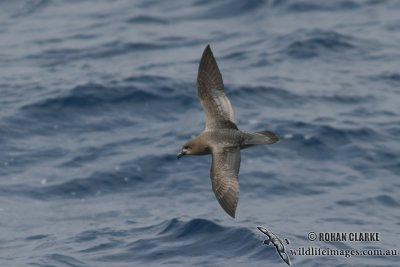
<box><xmin>204</xmin><ymin>44</ymin><xmax>212</xmax><ymax>53</ymax></box>
<box><xmin>257</xmin><ymin>226</ymin><xmax>268</xmax><ymax>234</ymax></box>
<box><xmin>226</xmin><ymin>208</ymin><xmax>236</xmax><ymax>218</ymax></box>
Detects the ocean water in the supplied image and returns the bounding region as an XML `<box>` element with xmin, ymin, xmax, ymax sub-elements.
<box><xmin>1</xmin><ymin>0</ymin><xmax>399</xmax><ymax>266</ymax></box>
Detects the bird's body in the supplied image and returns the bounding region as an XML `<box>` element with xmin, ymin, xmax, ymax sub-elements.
<box><xmin>194</xmin><ymin>129</ymin><xmax>242</xmax><ymax>151</ymax></box>
<box><xmin>177</xmin><ymin>45</ymin><xmax>278</xmax><ymax>218</ymax></box>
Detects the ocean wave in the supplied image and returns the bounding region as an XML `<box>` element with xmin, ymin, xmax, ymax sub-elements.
<box><xmin>372</xmin><ymin>72</ymin><xmax>400</xmax><ymax>85</ymax></box>
<box><xmin>281</xmin><ymin>0</ymin><xmax>360</xmax><ymax>13</ymax></box>
<box><xmin>281</xmin><ymin>30</ymin><xmax>357</xmax><ymax>59</ymax></box>
<box><xmin>28</xmin><ymin>41</ymin><xmax>166</xmax><ymax>66</ymax></box>
<box><xmin>45</xmin><ymin>253</ymin><xmax>89</xmax><ymax>267</ymax></box>
<box><xmin>125</xmin><ymin>15</ymin><xmax>168</xmax><ymax>25</ymax></box>
<box><xmin>20</xmin><ymin>81</ymin><xmax>194</xmax><ymax>118</ymax></box>
<box><xmin>6</xmin><ymin>0</ymin><xmax>51</xmax><ymax>18</ymax></box>
<box><xmin>54</xmin><ymin>154</ymin><xmax>175</xmax><ymax>199</ymax></box>
<box><xmin>277</xmin><ymin>0</ymin><xmax>387</xmax><ymax>13</ymax></box>
<box><xmin>231</xmin><ymin>86</ymin><xmax>306</xmax><ymax>108</ymax></box>
<box><xmin>40</xmin><ymin>218</ymin><xmax>267</xmax><ymax>265</ymax></box>
<box><xmin>187</xmin><ymin>0</ymin><xmax>265</xmax><ymax>20</ymax></box>
<box><xmin>90</xmin><ymin>218</ymin><xmax>267</xmax><ymax>263</ymax></box>
<box><xmin>337</xmin><ymin>194</ymin><xmax>399</xmax><ymax>208</ymax></box>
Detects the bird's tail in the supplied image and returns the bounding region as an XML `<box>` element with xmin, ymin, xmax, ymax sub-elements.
<box><xmin>241</xmin><ymin>131</ymin><xmax>279</xmax><ymax>149</ymax></box>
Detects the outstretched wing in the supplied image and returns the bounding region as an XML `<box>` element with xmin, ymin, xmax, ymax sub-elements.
<box><xmin>210</xmin><ymin>146</ymin><xmax>240</xmax><ymax>218</ymax></box>
<box><xmin>278</xmin><ymin>250</ymin><xmax>291</xmax><ymax>266</ymax></box>
<box><xmin>257</xmin><ymin>227</ymin><xmax>270</xmax><ymax>236</ymax></box>
<box><xmin>197</xmin><ymin>45</ymin><xmax>236</xmax><ymax>130</ymax></box>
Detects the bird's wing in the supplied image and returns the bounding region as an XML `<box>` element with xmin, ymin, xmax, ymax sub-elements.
<box><xmin>210</xmin><ymin>146</ymin><xmax>240</xmax><ymax>218</ymax></box>
<box><xmin>257</xmin><ymin>227</ymin><xmax>269</xmax><ymax>236</ymax></box>
<box><xmin>279</xmin><ymin>251</ymin><xmax>291</xmax><ymax>266</ymax></box>
<box><xmin>197</xmin><ymin>45</ymin><xmax>236</xmax><ymax>130</ymax></box>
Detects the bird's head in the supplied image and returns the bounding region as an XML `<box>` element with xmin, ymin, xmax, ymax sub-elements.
<box><xmin>177</xmin><ymin>137</ymin><xmax>210</xmax><ymax>159</ymax></box>
<box><xmin>177</xmin><ymin>141</ymin><xmax>192</xmax><ymax>159</ymax></box>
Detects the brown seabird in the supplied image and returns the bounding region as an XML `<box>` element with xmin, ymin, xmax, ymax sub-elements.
<box><xmin>177</xmin><ymin>45</ymin><xmax>279</xmax><ymax>218</ymax></box>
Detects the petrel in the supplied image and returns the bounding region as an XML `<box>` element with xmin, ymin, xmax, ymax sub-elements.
<box><xmin>257</xmin><ymin>226</ymin><xmax>291</xmax><ymax>266</ymax></box>
<box><xmin>177</xmin><ymin>45</ymin><xmax>278</xmax><ymax>218</ymax></box>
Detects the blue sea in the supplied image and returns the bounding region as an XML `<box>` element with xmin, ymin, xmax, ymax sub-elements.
<box><xmin>0</xmin><ymin>0</ymin><xmax>399</xmax><ymax>266</ymax></box>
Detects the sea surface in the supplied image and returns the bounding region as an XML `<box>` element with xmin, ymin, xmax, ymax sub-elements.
<box><xmin>0</xmin><ymin>0</ymin><xmax>399</xmax><ymax>266</ymax></box>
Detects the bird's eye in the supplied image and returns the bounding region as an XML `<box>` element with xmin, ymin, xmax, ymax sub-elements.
<box><xmin>183</xmin><ymin>145</ymin><xmax>189</xmax><ymax>150</ymax></box>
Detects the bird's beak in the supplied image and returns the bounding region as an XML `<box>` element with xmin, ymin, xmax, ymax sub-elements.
<box><xmin>176</xmin><ymin>150</ymin><xmax>186</xmax><ymax>159</ymax></box>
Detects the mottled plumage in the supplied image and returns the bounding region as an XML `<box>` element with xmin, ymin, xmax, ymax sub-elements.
<box><xmin>257</xmin><ymin>227</ymin><xmax>291</xmax><ymax>266</ymax></box>
<box><xmin>177</xmin><ymin>45</ymin><xmax>278</xmax><ymax>218</ymax></box>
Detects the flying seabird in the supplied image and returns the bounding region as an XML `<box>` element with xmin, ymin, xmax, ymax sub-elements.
<box><xmin>257</xmin><ymin>226</ymin><xmax>291</xmax><ymax>266</ymax></box>
<box><xmin>177</xmin><ymin>45</ymin><xmax>278</xmax><ymax>218</ymax></box>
